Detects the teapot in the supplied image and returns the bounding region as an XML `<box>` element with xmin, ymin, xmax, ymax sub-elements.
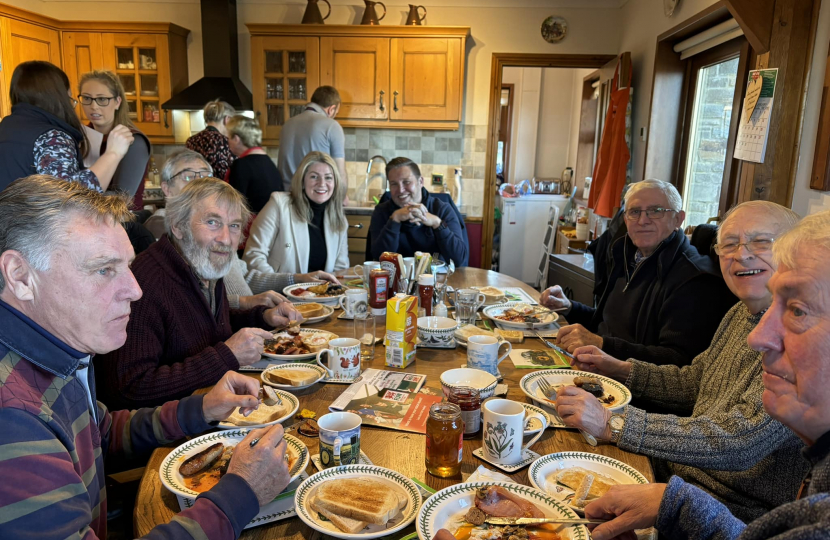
<box><xmin>405</xmin><ymin>4</ymin><xmax>427</xmax><ymax>25</ymax></box>
<box><xmin>301</xmin><ymin>0</ymin><xmax>331</xmax><ymax>24</ymax></box>
<box><xmin>360</xmin><ymin>0</ymin><xmax>386</xmax><ymax>25</ymax></box>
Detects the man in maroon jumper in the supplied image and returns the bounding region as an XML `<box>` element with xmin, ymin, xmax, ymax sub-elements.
<box><xmin>96</xmin><ymin>177</ymin><xmax>302</xmax><ymax>409</ymax></box>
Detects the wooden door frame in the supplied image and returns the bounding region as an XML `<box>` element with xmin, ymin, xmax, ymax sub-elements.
<box><xmin>482</xmin><ymin>53</ymin><xmax>617</xmax><ymax>270</ymax></box>
<box><xmin>499</xmin><ymin>83</ymin><xmax>514</xmax><ymax>181</ymax></box>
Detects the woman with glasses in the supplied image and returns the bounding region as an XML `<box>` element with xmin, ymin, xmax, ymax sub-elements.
<box><xmin>0</xmin><ymin>61</ymin><xmax>133</xmax><ymax>192</ymax></box>
<box><xmin>79</xmin><ymin>70</ymin><xmax>151</xmax><ymax>206</ymax></box>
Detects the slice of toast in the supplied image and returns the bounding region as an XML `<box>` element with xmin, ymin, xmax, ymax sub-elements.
<box><xmin>314</xmin><ymin>478</ymin><xmax>405</xmax><ymax>525</ymax></box>
<box><xmin>554</xmin><ymin>467</ymin><xmax>618</xmax><ymax>499</ymax></box>
<box><xmin>310</xmin><ymin>495</ymin><xmax>368</xmax><ymax>533</ymax></box>
<box><xmin>265</xmin><ymin>369</ymin><xmax>320</xmax><ymax>387</ymax></box>
<box><xmin>296</xmin><ymin>302</ymin><xmax>325</xmax><ymax>318</ymax></box>
<box><xmin>495</xmin><ymin>329</ymin><xmax>524</xmax><ymax>344</ymax></box>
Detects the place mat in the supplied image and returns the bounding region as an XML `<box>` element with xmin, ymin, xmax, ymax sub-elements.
<box><xmin>311</xmin><ymin>450</ymin><xmax>373</xmax><ymax>471</ymax></box>
<box><xmin>509</xmin><ymin>348</ymin><xmax>571</xmax><ymax>369</ymax></box>
<box><xmin>176</xmin><ymin>471</ymin><xmax>309</xmax><ymax>529</ymax></box>
<box><xmin>500</xmin><ymin>287</ymin><xmax>539</xmax><ymax>305</ymax></box>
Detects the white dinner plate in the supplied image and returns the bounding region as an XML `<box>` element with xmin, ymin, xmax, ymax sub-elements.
<box><xmin>284</xmin><ymin>282</ymin><xmax>349</xmax><ymax>305</ymax></box>
<box><xmin>217</xmin><ymin>389</ymin><xmax>299</xmax><ymax>429</ymax></box>
<box><xmin>295</xmin><ymin>464</ymin><xmax>421</xmax><ymax>539</ymax></box>
<box><xmin>519</xmin><ymin>370</ymin><xmax>631</xmax><ymax>414</ymax></box>
<box><xmin>160</xmin><ymin>430</ymin><xmax>309</xmax><ymax>499</ymax></box>
<box><xmin>261</xmin><ymin>363</ymin><xmax>327</xmax><ymax>390</ymax></box>
<box><xmin>528</xmin><ymin>451</ymin><xmax>649</xmax><ymax>513</ymax></box>
<box><xmin>263</xmin><ymin>328</ymin><xmax>339</xmax><ymax>361</ymax></box>
<box><xmin>302</xmin><ymin>304</ymin><xmax>336</xmax><ymax>324</ymax></box>
<box><xmin>416</xmin><ymin>481</ymin><xmax>588</xmax><ymax>540</ymax></box>
<box><xmin>482</xmin><ymin>302</ymin><xmax>559</xmax><ymax>329</ymax></box>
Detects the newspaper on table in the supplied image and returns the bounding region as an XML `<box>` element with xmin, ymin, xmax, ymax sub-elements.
<box><xmin>329</xmin><ymin>368</ymin><xmax>426</xmax><ymax>411</ymax></box>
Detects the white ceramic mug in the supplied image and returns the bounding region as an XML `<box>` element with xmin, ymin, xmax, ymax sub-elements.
<box><xmin>339</xmin><ymin>288</ymin><xmax>368</xmax><ymax>318</ymax></box>
<box><xmin>317</xmin><ymin>337</ymin><xmax>362</xmax><ymax>380</ymax></box>
<box><xmin>482</xmin><ymin>399</ymin><xmax>545</xmax><ymax>465</ymax></box>
<box><xmin>354</xmin><ymin>261</ymin><xmax>381</xmax><ymax>285</ymax></box>
<box><xmin>318</xmin><ymin>412</ymin><xmax>362</xmax><ymax>468</ymax></box>
<box><xmin>467</xmin><ymin>335</ymin><xmax>512</xmax><ymax>377</ymax></box>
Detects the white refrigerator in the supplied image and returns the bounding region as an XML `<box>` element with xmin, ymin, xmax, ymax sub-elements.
<box><xmin>498</xmin><ymin>194</ymin><xmax>570</xmax><ymax>284</ymax></box>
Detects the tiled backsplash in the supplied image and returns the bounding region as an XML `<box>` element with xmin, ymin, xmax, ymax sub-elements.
<box><xmin>149</xmin><ymin>124</ymin><xmax>487</xmax><ymax>218</ymax></box>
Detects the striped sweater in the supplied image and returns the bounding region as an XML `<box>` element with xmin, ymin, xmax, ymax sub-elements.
<box><xmin>0</xmin><ymin>300</ymin><xmax>259</xmax><ymax>539</ymax></box>
<box><xmin>620</xmin><ymin>302</ymin><xmax>809</xmax><ymax>522</ymax></box>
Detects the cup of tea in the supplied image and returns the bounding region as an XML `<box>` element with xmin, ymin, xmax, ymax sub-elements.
<box><xmin>318</xmin><ymin>412</ymin><xmax>362</xmax><ymax>468</ymax></box>
<box><xmin>482</xmin><ymin>399</ymin><xmax>545</xmax><ymax>465</ymax></box>
<box><xmin>317</xmin><ymin>338</ymin><xmax>362</xmax><ymax>380</ymax></box>
<box><xmin>339</xmin><ymin>288</ymin><xmax>368</xmax><ymax>318</ymax></box>
<box><xmin>354</xmin><ymin>261</ymin><xmax>381</xmax><ymax>286</ymax></box>
<box><xmin>466</xmin><ymin>335</ymin><xmax>511</xmax><ymax>378</ymax></box>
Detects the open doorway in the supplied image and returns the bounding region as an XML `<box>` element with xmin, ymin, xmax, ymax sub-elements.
<box><xmin>496</xmin><ymin>84</ymin><xmax>514</xmax><ymax>181</ymax></box>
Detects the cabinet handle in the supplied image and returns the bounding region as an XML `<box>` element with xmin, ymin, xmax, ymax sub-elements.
<box><xmin>350</xmin><ymin>223</ymin><xmax>364</xmax><ymax>229</ymax></box>
<box><xmin>379</xmin><ymin>90</ymin><xmax>385</xmax><ymax>112</ymax></box>
<box><xmin>393</xmin><ymin>90</ymin><xmax>399</xmax><ymax>112</ymax></box>
<box><xmin>163</xmin><ymin>109</ymin><xmax>169</xmax><ymax>129</ymax></box>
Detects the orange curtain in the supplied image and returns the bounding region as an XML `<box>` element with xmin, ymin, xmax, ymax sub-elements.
<box><xmin>589</xmin><ymin>59</ymin><xmax>632</xmax><ymax>218</ymax></box>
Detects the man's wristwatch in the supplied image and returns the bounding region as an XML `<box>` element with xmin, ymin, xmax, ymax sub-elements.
<box><xmin>608</xmin><ymin>414</ymin><xmax>625</xmax><ymax>443</ymax></box>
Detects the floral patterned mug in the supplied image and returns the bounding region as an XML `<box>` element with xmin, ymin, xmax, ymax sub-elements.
<box><xmin>482</xmin><ymin>399</ymin><xmax>545</xmax><ymax>465</ymax></box>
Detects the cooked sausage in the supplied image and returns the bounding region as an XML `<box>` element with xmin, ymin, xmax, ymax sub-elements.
<box><xmin>180</xmin><ymin>443</ymin><xmax>224</xmax><ymax>477</ymax></box>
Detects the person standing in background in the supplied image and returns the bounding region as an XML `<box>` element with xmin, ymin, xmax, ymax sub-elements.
<box><xmin>0</xmin><ymin>61</ymin><xmax>133</xmax><ymax>192</ymax></box>
<box><xmin>186</xmin><ymin>99</ymin><xmax>235</xmax><ymax>181</ymax></box>
<box><xmin>277</xmin><ymin>86</ymin><xmax>347</xmax><ymax>189</ymax></box>
<box><xmin>79</xmin><ymin>70</ymin><xmax>151</xmax><ymax>208</ymax></box>
<box><xmin>226</xmin><ymin>115</ymin><xmax>283</xmax><ymax>213</ymax></box>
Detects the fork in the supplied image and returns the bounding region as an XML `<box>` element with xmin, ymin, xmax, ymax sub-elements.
<box><xmin>537</xmin><ymin>378</ymin><xmax>598</xmax><ymax>447</ymax></box>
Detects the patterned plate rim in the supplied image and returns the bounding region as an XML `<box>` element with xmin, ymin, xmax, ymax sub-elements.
<box><xmin>528</xmin><ymin>451</ymin><xmax>649</xmax><ymax>498</ymax></box>
<box><xmin>303</xmin><ymin>304</ymin><xmax>336</xmax><ymax>323</ymax></box>
<box><xmin>160</xmin><ymin>430</ymin><xmax>309</xmax><ymax>499</ymax></box>
<box><xmin>482</xmin><ymin>302</ymin><xmax>559</xmax><ymax>327</ymax></box>
<box><xmin>217</xmin><ymin>389</ymin><xmax>299</xmax><ymax>429</ymax></box>
<box><xmin>284</xmin><ymin>282</ymin><xmax>348</xmax><ymax>302</ymax></box>
<box><xmin>522</xmin><ymin>402</ymin><xmax>550</xmax><ymax>432</ymax></box>
<box><xmin>295</xmin><ymin>464</ymin><xmax>422</xmax><ymax>539</ymax></box>
<box><xmin>519</xmin><ymin>370</ymin><xmax>632</xmax><ymax>410</ymax></box>
<box><xmin>261</xmin><ymin>363</ymin><xmax>328</xmax><ymax>388</ymax></box>
<box><xmin>416</xmin><ymin>481</ymin><xmax>587</xmax><ymax>540</ymax></box>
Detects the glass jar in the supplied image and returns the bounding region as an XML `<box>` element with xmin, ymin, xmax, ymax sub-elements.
<box><xmin>448</xmin><ymin>387</ymin><xmax>481</xmax><ymax>438</ymax></box>
<box><xmin>425</xmin><ymin>402</ymin><xmax>463</xmax><ymax>478</ymax></box>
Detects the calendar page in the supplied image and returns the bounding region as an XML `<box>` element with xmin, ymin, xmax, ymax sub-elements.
<box><xmin>734</xmin><ymin>68</ymin><xmax>778</xmax><ymax>163</ymax></box>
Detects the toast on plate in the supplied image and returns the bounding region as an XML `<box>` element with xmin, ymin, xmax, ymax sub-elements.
<box><xmin>266</xmin><ymin>368</ymin><xmax>320</xmax><ymax>387</ymax></box>
<box><xmin>296</xmin><ymin>302</ymin><xmax>326</xmax><ymax>318</ymax></box>
<box><xmin>554</xmin><ymin>466</ymin><xmax>618</xmax><ymax>499</ymax></box>
<box><xmin>309</xmin><ymin>495</ymin><xmax>368</xmax><ymax>533</ymax></box>
<box><xmin>313</xmin><ymin>478</ymin><xmax>406</xmax><ymax>525</ymax></box>
<box><xmin>495</xmin><ymin>329</ymin><xmax>524</xmax><ymax>343</ymax></box>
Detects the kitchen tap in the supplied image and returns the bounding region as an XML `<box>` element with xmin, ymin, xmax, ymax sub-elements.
<box><xmin>367</xmin><ymin>155</ymin><xmax>388</xmax><ymax>192</ymax></box>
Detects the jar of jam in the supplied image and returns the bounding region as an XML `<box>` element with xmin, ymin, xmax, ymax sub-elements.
<box><xmin>368</xmin><ymin>268</ymin><xmax>390</xmax><ymax>316</ymax></box>
<box><xmin>418</xmin><ymin>273</ymin><xmax>434</xmax><ymax>316</ymax></box>
<box><xmin>448</xmin><ymin>386</ymin><xmax>481</xmax><ymax>438</ymax></box>
<box><xmin>425</xmin><ymin>402</ymin><xmax>463</xmax><ymax>478</ymax></box>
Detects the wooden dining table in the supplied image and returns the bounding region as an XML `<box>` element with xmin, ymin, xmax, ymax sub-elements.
<box><xmin>134</xmin><ymin>267</ymin><xmax>654</xmax><ymax>539</ymax></box>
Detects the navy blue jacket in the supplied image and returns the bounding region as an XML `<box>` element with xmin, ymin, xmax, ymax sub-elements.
<box><xmin>369</xmin><ymin>187</ymin><xmax>469</xmax><ymax>266</ymax></box>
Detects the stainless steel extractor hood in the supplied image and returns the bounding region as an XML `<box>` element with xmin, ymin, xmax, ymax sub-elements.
<box><xmin>162</xmin><ymin>0</ymin><xmax>252</xmax><ymax>111</ymax></box>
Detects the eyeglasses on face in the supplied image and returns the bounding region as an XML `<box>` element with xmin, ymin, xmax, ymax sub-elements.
<box><xmin>78</xmin><ymin>95</ymin><xmax>117</xmax><ymax>106</ymax></box>
<box><xmin>624</xmin><ymin>207</ymin><xmax>675</xmax><ymax>221</ymax></box>
<box><xmin>172</xmin><ymin>169</ymin><xmax>211</xmax><ymax>182</ymax></box>
<box><xmin>714</xmin><ymin>238</ymin><xmax>775</xmax><ymax>256</ymax></box>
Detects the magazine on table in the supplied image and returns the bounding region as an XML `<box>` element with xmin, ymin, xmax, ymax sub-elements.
<box><xmin>329</xmin><ymin>368</ymin><xmax>427</xmax><ymax>411</ymax></box>
<box><xmin>338</xmin><ymin>388</ymin><xmax>443</xmax><ymax>434</ymax></box>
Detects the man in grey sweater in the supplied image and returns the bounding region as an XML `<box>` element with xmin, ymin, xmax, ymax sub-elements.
<box><xmin>556</xmin><ymin>201</ymin><xmax>805</xmax><ymax>522</ymax></box>
<box><xmin>581</xmin><ymin>208</ymin><xmax>830</xmax><ymax>540</ymax></box>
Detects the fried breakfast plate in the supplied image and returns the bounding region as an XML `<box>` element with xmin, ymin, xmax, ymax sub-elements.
<box><xmin>284</xmin><ymin>282</ymin><xmax>349</xmax><ymax>304</ymax></box>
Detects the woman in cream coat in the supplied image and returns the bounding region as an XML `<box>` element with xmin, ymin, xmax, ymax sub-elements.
<box><xmin>244</xmin><ymin>151</ymin><xmax>349</xmax><ymax>274</ymax></box>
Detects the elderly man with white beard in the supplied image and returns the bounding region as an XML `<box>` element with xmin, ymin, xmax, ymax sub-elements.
<box><xmin>96</xmin><ymin>177</ymin><xmax>302</xmax><ymax>409</ymax></box>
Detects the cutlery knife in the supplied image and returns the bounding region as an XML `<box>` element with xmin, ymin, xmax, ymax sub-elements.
<box><xmin>484</xmin><ymin>517</ymin><xmax>606</xmax><ymax>526</ymax></box>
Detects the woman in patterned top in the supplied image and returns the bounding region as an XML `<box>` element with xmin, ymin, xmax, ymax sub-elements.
<box><xmin>186</xmin><ymin>99</ymin><xmax>235</xmax><ymax>180</ymax></box>
<box><xmin>79</xmin><ymin>70</ymin><xmax>151</xmax><ymax>207</ymax></box>
<box><xmin>0</xmin><ymin>61</ymin><xmax>133</xmax><ymax>193</ymax></box>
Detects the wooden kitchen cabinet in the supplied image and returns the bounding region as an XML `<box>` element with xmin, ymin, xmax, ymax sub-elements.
<box><xmin>0</xmin><ymin>15</ymin><xmax>61</xmax><ymax>116</ymax></box>
<box><xmin>248</xmin><ymin>24</ymin><xmax>469</xmax><ymax>142</ymax></box>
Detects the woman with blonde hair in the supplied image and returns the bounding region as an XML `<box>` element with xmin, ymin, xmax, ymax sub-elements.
<box><xmin>244</xmin><ymin>151</ymin><xmax>349</xmax><ymax>274</ymax></box>
<box><xmin>226</xmin><ymin>115</ymin><xmax>283</xmax><ymax>213</ymax></box>
<box><xmin>186</xmin><ymin>99</ymin><xmax>235</xmax><ymax>180</ymax></box>
<box><xmin>79</xmin><ymin>70</ymin><xmax>151</xmax><ymax>205</ymax></box>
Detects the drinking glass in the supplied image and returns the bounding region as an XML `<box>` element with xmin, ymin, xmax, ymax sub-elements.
<box><xmin>431</xmin><ymin>260</ymin><xmax>453</xmax><ymax>305</ymax></box>
<box><xmin>354</xmin><ymin>314</ymin><xmax>376</xmax><ymax>361</ymax></box>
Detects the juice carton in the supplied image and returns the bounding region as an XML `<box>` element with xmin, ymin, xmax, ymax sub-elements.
<box><xmin>385</xmin><ymin>293</ymin><xmax>418</xmax><ymax>368</ymax></box>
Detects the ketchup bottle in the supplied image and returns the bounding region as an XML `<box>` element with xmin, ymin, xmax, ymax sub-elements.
<box><xmin>369</xmin><ymin>268</ymin><xmax>390</xmax><ymax>316</ymax></box>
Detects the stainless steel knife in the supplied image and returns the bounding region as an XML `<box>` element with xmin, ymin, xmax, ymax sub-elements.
<box><xmin>484</xmin><ymin>517</ymin><xmax>606</xmax><ymax>526</ymax></box>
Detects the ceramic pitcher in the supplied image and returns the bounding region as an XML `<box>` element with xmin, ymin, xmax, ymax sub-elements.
<box><xmin>405</xmin><ymin>4</ymin><xmax>427</xmax><ymax>25</ymax></box>
<box><xmin>301</xmin><ymin>0</ymin><xmax>331</xmax><ymax>24</ymax></box>
<box><xmin>360</xmin><ymin>0</ymin><xmax>386</xmax><ymax>25</ymax></box>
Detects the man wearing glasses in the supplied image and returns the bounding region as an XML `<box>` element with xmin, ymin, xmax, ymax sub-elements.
<box><xmin>369</xmin><ymin>157</ymin><xmax>468</xmax><ymax>266</ymax></box>
<box><xmin>542</xmin><ymin>179</ymin><xmax>735</xmax><ymax>367</ymax></box>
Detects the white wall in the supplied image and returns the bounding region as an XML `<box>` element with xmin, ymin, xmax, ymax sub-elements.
<box><xmin>567</xmin><ymin>68</ymin><xmax>594</xmax><ymax>174</ymax></box>
<box><xmin>503</xmin><ymin>66</ymin><xmax>542</xmax><ymax>183</ymax></box>
<box><xmin>535</xmin><ymin>68</ymin><xmax>576</xmax><ymax>179</ymax></box>
<box><xmin>789</xmin><ymin>0</ymin><xmax>830</xmax><ymax>216</ymax></box>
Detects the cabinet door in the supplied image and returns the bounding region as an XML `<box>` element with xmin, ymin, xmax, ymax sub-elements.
<box><xmin>0</xmin><ymin>17</ymin><xmax>62</xmax><ymax>117</ymax></box>
<box><xmin>102</xmin><ymin>33</ymin><xmax>172</xmax><ymax>137</ymax></box>
<box><xmin>62</xmin><ymin>32</ymin><xmax>105</xmax><ymax>121</ymax></box>
<box><xmin>321</xmin><ymin>37</ymin><xmax>388</xmax><ymax>121</ymax></box>
<box><xmin>389</xmin><ymin>37</ymin><xmax>461</xmax><ymax>122</ymax></box>
<box><xmin>251</xmin><ymin>36</ymin><xmax>319</xmax><ymax>143</ymax></box>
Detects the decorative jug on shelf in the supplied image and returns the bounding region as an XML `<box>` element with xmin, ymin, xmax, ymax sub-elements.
<box><xmin>405</xmin><ymin>4</ymin><xmax>427</xmax><ymax>25</ymax></box>
<box><xmin>301</xmin><ymin>0</ymin><xmax>331</xmax><ymax>24</ymax></box>
<box><xmin>360</xmin><ymin>0</ymin><xmax>386</xmax><ymax>25</ymax></box>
